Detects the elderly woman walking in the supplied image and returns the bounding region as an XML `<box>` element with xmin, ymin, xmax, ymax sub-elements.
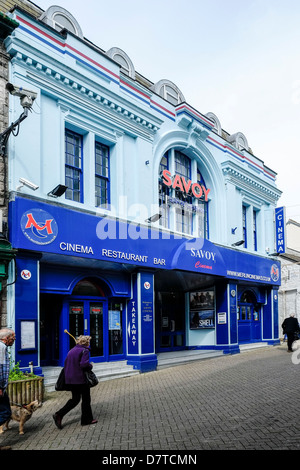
<box><xmin>53</xmin><ymin>335</ymin><xmax>97</xmax><ymax>429</ymax></box>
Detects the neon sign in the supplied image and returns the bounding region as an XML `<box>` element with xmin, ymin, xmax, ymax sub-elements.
<box><xmin>161</xmin><ymin>169</ymin><xmax>210</xmax><ymax>201</ymax></box>
<box><xmin>275</xmin><ymin>206</ymin><xmax>286</xmax><ymax>254</ymax></box>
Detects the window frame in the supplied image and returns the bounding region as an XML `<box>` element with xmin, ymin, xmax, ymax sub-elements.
<box><xmin>253</xmin><ymin>209</ymin><xmax>257</xmax><ymax>251</ymax></box>
<box><xmin>95</xmin><ymin>141</ymin><xmax>110</xmax><ymax>209</ymax></box>
<box><xmin>159</xmin><ymin>154</ymin><xmax>170</xmax><ymax>229</ymax></box>
<box><xmin>242</xmin><ymin>205</ymin><xmax>247</xmax><ymax>248</ymax></box>
<box><xmin>158</xmin><ymin>149</ymin><xmax>209</xmax><ymax>239</ymax></box>
<box><xmin>65</xmin><ymin>129</ymin><xmax>83</xmax><ymax>203</ymax></box>
<box><xmin>174</xmin><ymin>151</ymin><xmax>193</xmax><ymax>235</ymax></box>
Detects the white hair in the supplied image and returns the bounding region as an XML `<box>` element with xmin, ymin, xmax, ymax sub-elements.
<box><xmin>0</xmin><ymin>328</ymin><xmax>15</xmax><ymax>341</ymax></box>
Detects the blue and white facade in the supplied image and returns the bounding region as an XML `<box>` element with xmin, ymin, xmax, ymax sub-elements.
<box><xmin>4</xmin><ymin>4</ymin><xmax>282</xmax><ymax>374</ymax></box>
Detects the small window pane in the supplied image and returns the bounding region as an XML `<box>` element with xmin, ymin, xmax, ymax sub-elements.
<box><xmin>95</xmin><ymin>142</ymin><xmax>110</xmax><ymax>207</ymax></box>
<box><xmin>65</xmin><ymin>130</ymin><xmax>83</xmax><ymax>202</ymax></box>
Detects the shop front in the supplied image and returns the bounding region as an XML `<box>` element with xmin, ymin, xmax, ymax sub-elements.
<box><xmin>8</xmin><ymin>195</ymin><xmax>281</xmax><ymax>374</ymax></box>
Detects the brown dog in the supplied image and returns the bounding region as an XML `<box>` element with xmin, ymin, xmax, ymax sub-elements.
<box><xmin>0</xmin><ymin>400</ymin><xmax>41</xmax><ymax>435</ymax></box>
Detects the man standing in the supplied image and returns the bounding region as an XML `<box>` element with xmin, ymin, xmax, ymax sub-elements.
<box><xmin>0</xmin><ymin>328</ymin><xmax>15</xmax><ymax>451</ymax></box>
<box><xmin>282</xmin><ymin>314</ymin><xmax>299</xmax><ymax>352</ymax></box>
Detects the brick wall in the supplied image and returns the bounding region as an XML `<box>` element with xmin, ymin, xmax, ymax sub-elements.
<box><xmin>0</xmin><ymin>0</ymin><xmax>42</xmax><ymax>17</ymax></box>
<box><xmin>0</xmin><ymin>41</ymin><xmax>8</xmax><ymax>327</ymax></box>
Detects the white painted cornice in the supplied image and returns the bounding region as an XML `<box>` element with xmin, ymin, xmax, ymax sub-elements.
<box><xmin>222</xmin><ymin>161</ymin><xmax>282</xmax><ymax>204</ymax></box>
<box><xmin>10</xmin><ymin>49</ymin><xmax>162</xmax><ymax>141</ymax></box>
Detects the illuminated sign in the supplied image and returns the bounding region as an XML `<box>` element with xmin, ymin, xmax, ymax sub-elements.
<box><xmin>275</xmin><ymin>206</ymin><xmax>286</xmax><ymax>254</ymax></box>
<box><xmin>161</xmin><ymin>170</ymin><xmax>210</xmax><ymax>201</ymax></box>
<box><xmin>11</xmin><ymin>197</ymin><xmax>281</xmax><ymax>285</ymax></box>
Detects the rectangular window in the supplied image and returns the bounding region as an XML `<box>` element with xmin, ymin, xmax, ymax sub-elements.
<box><xmin>176</xmin><ymin>209</ymin><xmax>192</xmax><ymax>234</ymax></box>
<box><xmin>175</xmin><ymin>151</ymin><xmax>192</xmax><ymax>235</ymax></box>
<box><xmin>175</xmin><ymin>150</ymin><xmax>191</xmax><ymax>181</ymax></box>
<box><xmin>65</xmin><ymin>130</ymin><xmax>83</xmax><ymax>203</ymax></box>
<box><xmin>242</xmin><ymin>205</ymin><xmax>247</xmax><ymax>248</ymax></box>
<box><xmin>159</xmin><ymin>154</ymin><xmax>170</xmax><ymax>228</ymax></box>
<box><xmin>253</xmin><ymin>210</ymin><xmax>257</xmax><ymax>251</ymax></box>
<box><xmin>95</xmin><ymin>142</ymin><xmax>110</xmax><ymax>208</ymax></box>
<box><xmin>197</xmin><ymin>169</ymin><xmax>208</xmax><ymax>239</ymax></box>
<box><xmin>197</xmin><ymin>202</ymin><xmax>208</xmax><ymax>239</ymax></box>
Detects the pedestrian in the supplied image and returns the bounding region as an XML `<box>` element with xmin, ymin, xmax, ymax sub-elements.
<box><xmin>282</xmin><ymin>314</ymin><xmax>299</xmax><ymax>352</ymax></box>
<box><xmin>0</xmin><ymin>328</ymin><xmax>16</xmax><ymax>451</ymax></box>
<box><xmin>53</xmin><ymin>335</ymin><xmax>97</xmax><ymax>429</ymax></box>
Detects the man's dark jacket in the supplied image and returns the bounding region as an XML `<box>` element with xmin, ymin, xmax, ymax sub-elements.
<box><xmin>282</xmin><ymin>316</ymin><xmax>299</xmax><ymax>333</ymax></box>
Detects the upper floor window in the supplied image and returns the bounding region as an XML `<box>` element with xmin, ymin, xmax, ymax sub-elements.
<box><xmin>159</xmin><ymin>154</ymin><xmax>170</xmax><ymax>228</ymax></box>
<box><xmin>159</xmin><ymin>149</ymin><xmax>209</xmax><ymax>238</ymax></box>
<box><xmin>106</xmin><ymin>47</ymin><xmax>135</xmax><ymax>79</ymax></box>
<box><xmin>152</xmin><ymin>80</ymin><xmax>185</xmax><ymax>106</ymax></box>
<box><xmin>65</xmin><ymin>129</ymin><xmax>83</xmax><ymax>203</ymax></box>
<box><xmin>95</xmin><ymin>142</ymin><xmax>110</xmax><ymax>208</ymax></box>
<box><xmin>174</xmin><ymin>152</ymin><xmax>192</xmax><ymax>234</ymax></box>
<box><xmin>242</xmin><ymin>205</ymin><xmax>247</xmax><ymax>248</ymax></box>
<box><xmin>253</xmin><ymin>210</ymin><xmax>257</xmax><ymax>251</ymax></box>
<box><xmin>40</xmin><ymin>6</ymin><xmax>83</xmax><ymax>38</ymax></box>
<box><xmin>197</xmin><ymin>169</ymin><xmax>209</xmax><ymax>239</ymax></box>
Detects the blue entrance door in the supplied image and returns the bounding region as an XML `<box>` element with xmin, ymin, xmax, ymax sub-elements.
<box><xmin>63</xmin><ymin>297</ymin><xmax>125</xmax><ymax>364</ymax></box>
<box><xmin>67</xmin><ymin>298</ymin><xmax>107</xmax><ymax>361</ymax></box>
<box><xmin>238</xmin><ymin>303</ymin><xmax>261</xmax><ymax>342</ymax></box>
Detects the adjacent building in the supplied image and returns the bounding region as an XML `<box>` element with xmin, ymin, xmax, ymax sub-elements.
<box><xmin>278</xmin><ymin>219</ymin><xmax>300</xmax><ymax>332</ymax></box>
<box><xmin>1</xmin><ymin>2</ymin><xmax>282</xmax><ymax>375</ymax></box>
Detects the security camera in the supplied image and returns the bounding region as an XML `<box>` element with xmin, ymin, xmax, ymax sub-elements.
<box><xmin>18</xmin><ymin>177</ymin><xmax>39</xmax><ymax>191</ymax></box>
<box><xmin>6</xmin><ymin>83</ymin><xmax>37</xmax><ymax>109</ymax></box>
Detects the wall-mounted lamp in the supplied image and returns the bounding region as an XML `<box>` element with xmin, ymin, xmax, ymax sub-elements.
<box><xmin>231</xmin><ymin>227</ymin><xmax>237</xmax><ymax>234</ymax></box>
<box><xmin>145</xmin><ymin>213</ymin><xmax>162</xmax><ymax>223</ymax></box>
<box><xmin>231</xmin><ymin>240</ymin><xmax>245</xmax><ymax>247</ymax></box>
<box><xmin>17</xmin><ymin>177</ymin><xmax>39</xmax><ymax>191</ymax></box>
<box><xmin>48</xmin><ymin>184</ymin><xmax>68</xmax><ymax>198</ymax></box>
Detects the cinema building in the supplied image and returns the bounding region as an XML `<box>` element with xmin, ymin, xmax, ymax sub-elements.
<box><xmin>3</xmin><ymin>4</ymin><xmax>282</xmax><ymax>375</ymax></box>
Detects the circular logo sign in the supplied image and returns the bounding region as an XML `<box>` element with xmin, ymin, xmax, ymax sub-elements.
<box><xmin>21</xmin><ymin>209</ymin><xmax>58</xmax><ymax>245</ymax></box>
<box><xmin>144</xmin><ymin>282</ymin><xmax>151</xmax><ymax>290</ymax></box>
<box><xmin>270</xmin><ymin>264</ymin><xmax>279</xmax><ymax>282</ymax></box>
<box><xmin>21</xmin><ymin>269</ymin><xmax>31</xmax><ymax>280</ymax></box>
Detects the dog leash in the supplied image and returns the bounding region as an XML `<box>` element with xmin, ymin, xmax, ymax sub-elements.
<box><xmin>64</xmin><ymin>329</ymin><xmax>76</xmax><ymax>343</ymax></box>
<box><xmin>11</xmin><ymin>402</ymin><xmax>27</xmax><ymax>408</ymax></box>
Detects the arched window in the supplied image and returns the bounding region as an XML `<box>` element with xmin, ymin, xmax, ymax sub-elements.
<box><xmin>240</xmin><ymin>290</ymin><xmax>256</xmax><ymax>304</ymax></box>
<box><xmin>158</xmin><ymin>149</ymin><xmax>209</xmax><ymax>238</ymax></box>
<box><xmin>40</xmin><ymin>6</ymin><xmax>83</xmax><ymax>38</ymax></box>
<box><xmin>106</xmin><ymin>48</ymin><xmax>135</xmax><ymax>79</ymax></box>
<box><xmin>72</xmin><ymin>278</ymin><xmax>106</xmax><ymax>297</ymax></box>
<box><xmin>205</xmin><ymin>112</ymin><xmax>222</xmax><ymax>136</ymax></box>
<box><xmin>228</xmin><ymin>132</ymin><xmax>249</xmax><ymax>151</ymax></box>
<box><xmin>152</xmin><ymin>80</ymin><xmax>185</xmax><ymax>106</ymax></box>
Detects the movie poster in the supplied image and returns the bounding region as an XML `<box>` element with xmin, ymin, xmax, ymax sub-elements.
<box><xmin>189</xmin><ymin>289</ymin><xmax>215</xmax><ymax>329</ymax></box>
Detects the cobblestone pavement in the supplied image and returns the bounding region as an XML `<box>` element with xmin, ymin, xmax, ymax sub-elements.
<box><xmin>1</xmin><ymin>344</ymin><xmax>300</xmax><ymax>452</ymax></box>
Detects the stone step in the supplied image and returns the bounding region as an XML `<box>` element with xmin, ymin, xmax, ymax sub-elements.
<box><xmin>239</xmin><ymin>342</ymin><xmax>270</xmax><ymax>352</ymax></box>
<box><xmin>157</xmin><ymin>349</ymin><xmax>223</xmax><ymax>369</ymax></box>
<box><xmin>42</xmin><ymin>361</ymin><xmax>139</xmax><ymax>392</ymax></box>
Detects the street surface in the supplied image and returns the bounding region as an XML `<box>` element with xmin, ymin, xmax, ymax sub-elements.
<box><xmin>1</xmin><ymin>343</ymin><xmax>300</xmax><ymax>454</ymax></box>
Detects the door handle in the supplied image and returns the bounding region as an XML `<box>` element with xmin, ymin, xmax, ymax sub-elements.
<box><xmin>171</xmin><ymin>320</ymin><xmax>175</xmax><ymax>332</ymax></box>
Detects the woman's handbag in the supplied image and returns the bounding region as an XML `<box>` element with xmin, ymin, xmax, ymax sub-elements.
<box><xmin>85</xmin><ymin>369</ymin><xmax>99</xmax><ymax>388</ymax></box>
<box><xmin>55</xmin><ymin>367</ymin><xmax>67</xmax><ymax>391</ymax></box>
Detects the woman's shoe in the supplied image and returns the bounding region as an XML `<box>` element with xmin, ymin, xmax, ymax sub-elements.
<box><xmin>53</xmin><ymin>413</ymin><xmax>63</xmax><ymax>429</ymax></box>
<box><xmin>82</xmin><ymin>419</ymin><xmax>98</xmax><ymax>425</ymax></box>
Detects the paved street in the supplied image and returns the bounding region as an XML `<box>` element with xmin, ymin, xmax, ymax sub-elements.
<box><xmin>1</xmin><ymin>344</ymin><xmax>300</xmax><ymax>453</ymax></box>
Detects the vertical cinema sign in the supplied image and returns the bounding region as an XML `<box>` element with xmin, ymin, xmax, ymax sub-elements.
<box><xmin>275</xmin><ymin>206</ymin><xmax>286</xmax><ymax>254</ymax></box>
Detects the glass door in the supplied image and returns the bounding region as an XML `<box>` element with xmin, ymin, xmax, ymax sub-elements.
<box><xmin>66</xmin><ymin>298</ymin><xmax>125</xmax><ymax>362</ymax></box>
<box><xmin>156</xmin><ymin>292</ymin><xmax>185</xmax><ymax>352</ymax></box>
<box><xmin>68</xmin><ymin>299</ymin><xmax>106</xmax><ymax>361</ymax></box>
<box><xmin>89</xmin><ymin>302</ymin><xmax>104</xmax><ymax>357</ymax></box>
<box><xmin>238</xmin><ymin>303</ymin><xmax>261</xmax><ymax>342</ymax></box>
